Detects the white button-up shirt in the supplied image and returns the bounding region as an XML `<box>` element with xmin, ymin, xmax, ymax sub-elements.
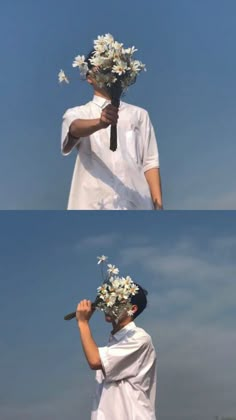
<box><xmin>91</xmin><ymin>321</ymin><xmax>157</xmax><ymax>420</ymax></box>
<box><xmin>61</xmin><ymin>95</ymin><xmax>159</xmax><ymax>210</ymax></box>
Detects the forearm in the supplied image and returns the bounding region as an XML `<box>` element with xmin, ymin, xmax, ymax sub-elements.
<box><xmin>63</xmin><ymin>104</ymin><xmax>118</xmax><ymax>154</ymax></box>
<box><xmin>144</xmin><ymin>167</ymin><xmax>163</xmax><ymax>209</ymax></box>
<box><xmin>78</xmin><ymin>321</ymin><xmax>102</xmax><ymax>370</ymax></box>
<box><xmin>63</xmin><ymin>119</ymin><xmax>103</xmax><ymax>154</ymax></box>
<box><xmin>69</xmin><ymin>118</ymin><xmax>104</xmax><ymax>139</ymax></box>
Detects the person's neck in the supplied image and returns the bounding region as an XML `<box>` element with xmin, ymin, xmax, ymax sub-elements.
<box><xmin>111</xmin><ymin>317</ymin><xmax>132</xmax><ymax>335</ymax></box>
<box><xmin>93</xmin><ymin>88</ymin><xmax>111</xmax><ymax>100</ymax></box>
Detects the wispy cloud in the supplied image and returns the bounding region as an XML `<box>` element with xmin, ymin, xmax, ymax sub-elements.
<box><xmin>75</xmin><ymin>233</ymin><xmax>121</xmax><ymax>249</ymax></box>
<box><xmin>119</xmin><ymin>235</ymin><xmax>236</xmax><ymax>325</ymax></box>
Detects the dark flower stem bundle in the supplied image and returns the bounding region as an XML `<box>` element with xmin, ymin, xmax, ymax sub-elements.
<box><xmin>110</xmin><ymin>79</ymin><xmax>122</xmax><ymax>151</ymax></box>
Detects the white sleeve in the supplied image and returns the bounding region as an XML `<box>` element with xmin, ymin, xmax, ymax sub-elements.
<box><xmin>141</xmin><ymin>111</ymin><xmax>160</xmax><ymax>172</ymax></box>
<box><xmin>98</xmin><ymin>335</ymin><xmax>150</xmax><ymax>383</ymax></box>
<box><xmin>61</xmin><ymin>108</ymin><xmax>83</xmax><ymax>156</ymax></box>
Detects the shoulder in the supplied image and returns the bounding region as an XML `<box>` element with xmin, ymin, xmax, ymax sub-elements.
<box><xmin>121</xmin><ymin>101</ymin><xmax>148</xmax><ymax>114</ymax></box>
<box><xmin>133</xmin><ymin>327</ymin><xmax>157</xmax><ymax>361</ymax></box>
<box><xmin>121</xmin><ymin>101</ymin><xmax>150</xmax><ymax>121</ymax></box>
<box><xmin>62</xmin><ymin>103</ymin><xmax>90</xmax><ymax>119</ymax></box>
<box><xmin>130</xmin><ymin>325</ymin><xmax>153</xmax><ymax>346</ymax></box>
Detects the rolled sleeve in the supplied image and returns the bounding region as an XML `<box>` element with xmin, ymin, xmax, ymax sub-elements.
<box><xmin>98</xmin><ymin>336</ymin><xmax>149</xmax><ymax>383</ymax></box>
<box><xmin>61</xmin><ymin>108</ymin><xmax>83</xmax><ymax>156</ymax></box>
<box><xmin>141</xmin><ymin>111</ymin><xmax>160</xmax><ymax>172</ymax></box>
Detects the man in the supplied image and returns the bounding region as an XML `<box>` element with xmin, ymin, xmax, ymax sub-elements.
<box><xmin>61</xmin><ymin>56</ymin><xmax>163</xmax><ymax>210</ymax></box>
<box><xmin>76</xmin><ymin>285</ymin><xmax>157</xmax><ymax>420</ymax></box>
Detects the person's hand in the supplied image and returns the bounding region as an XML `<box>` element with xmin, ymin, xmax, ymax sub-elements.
<box><xmin>153</xmin><ymin>199</ymin><xmax>163</xmax><ymax>210</ymax></box>
<box><xmin>76</xmin><ymin>300</ymin><xmax>95</xmax><ymax>323</ymax></box>
<box><xmin>99</xmin><ymin>104</ymin><xmax>119</xmax><ymax>128</ymax></box>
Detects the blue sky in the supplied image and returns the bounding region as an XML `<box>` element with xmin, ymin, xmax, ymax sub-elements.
<box><xmin>0</xmin><ymin>0</ymin><xmax>236</xmax><ymax>209</ymax></box>
<box><xmin>0</xmin><ymin>211</ymin><xmax>236</xmax><ymax>420</ymax></box>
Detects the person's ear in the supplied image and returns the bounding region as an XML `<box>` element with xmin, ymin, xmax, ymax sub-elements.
<box><xmin>86</xmin><ymin>75</ymin><xmax>93</xmax><ymax>85</ymax></box>
<box><xmin>132</xmin><ymin>305</ymin><xmax>138</xmax><ymax>315</ymax></box>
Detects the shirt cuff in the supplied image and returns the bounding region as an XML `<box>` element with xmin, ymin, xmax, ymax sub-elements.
<box><xmin>98</xmin><ymin>346</ymin><xmax>110</xmax><ymax>378</ymax></box>
<box><xmin>143</xmin><ymin>161</ymin><xmax>160</xmax><ymax>172</ymax></box>
<box><xmin>61</xmin><ymin>132</ymin><xmax>80</xmax><ymax>156</ymax></box>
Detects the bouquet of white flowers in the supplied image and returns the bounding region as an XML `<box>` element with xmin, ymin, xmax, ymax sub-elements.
<box><xmin>95</xmin><ymin>255</ymin><xmax>139</xmax><ymax>321</ymax></box>
<box><xmin>59</xmin><ymin>33</ymin><xmax>146</xmax><ymax>151</ymax></box>
<box><xmin>64</xmin><ymin>255</ymin><xmax>139</xmax><ymax>323</ymax></box>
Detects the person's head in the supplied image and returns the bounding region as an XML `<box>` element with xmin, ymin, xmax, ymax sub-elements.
<box><xmin>84</xmin><ymin>49</ymin><xmax>121</xmax><ymax>99</ymax></box>
<box><xmin>104</xmin><ymin>283</ymin><xmax>148</xmax><ymax>325</ymax></box>
<box><xmin>84</xmin><ymin>50</ymin><xmax>107</xmax><ymax>93</ymax></box>
<box><xmin>130</xmin><ymin>283</ymin><xmax>148</xmax><ymax>319</ymax></box>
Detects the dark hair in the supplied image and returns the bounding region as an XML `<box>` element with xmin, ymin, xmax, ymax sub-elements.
<box><xmin>130</xmin><ymin>284</ymin><xmax>148</xmax><ymax>319</ymax></box>
<box><xmin>85</xmin><ymin>49</ymin><xmax>95</xmax><ymax>73</ymax></box>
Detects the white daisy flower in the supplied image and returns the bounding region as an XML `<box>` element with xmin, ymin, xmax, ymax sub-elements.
<box><xmin>118</xmin><ymin>277</ymin><xmax>126</xmax><ymax>287</ymax></box>
<box><xmin>124</xmin><ymin>275</ymin><xmax>133</xmax><ymax>285</ymax></box>
<box><xmin>97</xmin><ymin>284</ymin><xmax>108</xmax><ymax>294</ymax></box>
<box><xmin>111</xmin><ymin>278</ymin><xmax>123</xmax><ymax>290</ymax></box>
<box><xmin>79</xmin><ymin>63</ymin><xmax>89</xmax><ymax>77</ymax></box>
<box><xmin>104</xmin><ymin>294</ymin><xmax>116</xmax><ymax>307</ymax></box>
<box><xmin>129</xmin><ymin>284</ymin><xmax>139</xmax><ymax>296</ymax></box>
<box><xmin>95</xmin><ymin>44</ymin><xmax>107</xmax><ymax>54</ymax></box>
<box><xmin>104</xmin><ymin>33</ymin><xmax>114</xmax><ymax>43</ymax></box>
<box><xmin>89</xmin><ymin>55</ymin><xmax>104</xmax><ymax>67</ymax></box>
<box><xmin>58</xmin><ymin>69</ymin><xmax>69</xmax><ymax>84</ymax></box>
<box><xmin>97</xmin><ymin>255</ymin><xmax>108</xmax><ymax>264</ymax></box>
<box><xmin>123</xmin><ymin>46</ymin><xmax>138</xmax><ymax>55</ymax></box>
<box><xmin>99</xmin><ymin>292</ymin><xmax>109</xmax><ymax>301</ymax></box>
<box><xmin>117</xmin><ymin>290</ymin><xmax>130</xmax><ymax>301</ymax></box>
<box><xmin>107</xmin><ymin>264</ymin><xmax>119</xmax><ymax>275</ymax></box>
<box><xmin>94</xmin><ymin>35</ymin><xmax>108</xmax><ymax>51</ymax></box>
<box><xmin>127</xmin><ymin>309</ymin><xmax>134</xmax><ymax>317</ymax></box>
<box><xmin>112</xmin><ymin>60</ymin><xmax>129</xmax><ymax>76</ymax></box>
<box><xmin>72</xmin><ymin>55</ymin><xmax>86</xmax><ymax>68</ymax></box>
<box><xmin>112</xmin><ymin>41</ymin><xmax>123</xmax><ymax>51</ymax></box>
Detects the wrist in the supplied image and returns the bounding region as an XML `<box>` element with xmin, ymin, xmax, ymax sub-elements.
<box><xmin>97</xmin><ymin>118</ymin><xmax>108</xmax><ymax>130</ymax></box>
<box><xmin>78</xmin><ymin>319</ymin><xmax>89</xmax><ymax>327</ymax></box>
<box><xmin>96</xmin><ymin>119</ymin><xmax>103</xmax><ymax>129</ymax></box>
<box><xmin>153</xmin><ymin>200</ymin><xmax>163</xmax><ymax>210</ymax></box>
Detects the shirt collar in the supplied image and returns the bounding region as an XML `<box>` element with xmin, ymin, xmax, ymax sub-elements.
<box><xmin>111</xmin><ymin>321</ymin><xmax>136</xmax><ymax>342</ymax></box>
<box><xmin>92</xmin><ymin>94</ymin><xmax>124</xmax><ymax>109</ymax></box>
<box><xmin>92</xmin><ymin>95</ymin><xmax>111</xmax><ymax>108</ymax></box>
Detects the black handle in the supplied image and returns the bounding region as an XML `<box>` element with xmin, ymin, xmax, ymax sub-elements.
<box><xmin>64</xmin><ymin>302</ymin><xmax>96</xmax><ymax>321</ymax></box>
<box><xmin>109</xmin><ymin>81</ymin><xmax>121</xmax><ymax>152</ymax></box>
<box><xmin>64</xmin><ymin>311</ymin><xmax>76</xmax><ymax>321</ymax></box>
<box><xmin>110</xmin><ymin>125</ymin><xmax>117</xmax><ymax>152</ymax></box>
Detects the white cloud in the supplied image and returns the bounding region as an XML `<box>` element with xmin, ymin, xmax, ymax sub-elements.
<box><xmin>75</xmin><ymin>233</ymin><xmax>151</xmax><ymax>250</ymax></box>
<box><xmin>75</xmin><ymin>233</ymin><xmax>121</xmax><ymax>249</ymax></box>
